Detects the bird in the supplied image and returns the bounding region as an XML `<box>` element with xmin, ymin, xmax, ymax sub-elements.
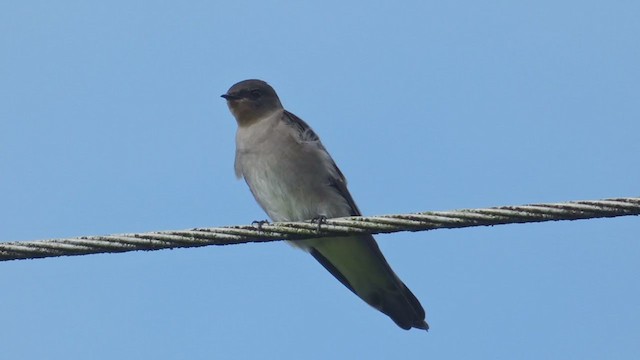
<box><xmin>221</xmin><ymin>79</ymin><xmax>428</xmax><ymax>330</ymax></box>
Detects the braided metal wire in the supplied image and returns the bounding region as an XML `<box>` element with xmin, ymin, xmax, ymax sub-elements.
<box><xmin>1</xmin><ymin>197</ymin><xmax>638</xmax><ymax>261</ymax></box>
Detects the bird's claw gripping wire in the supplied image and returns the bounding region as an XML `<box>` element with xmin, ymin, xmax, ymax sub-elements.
<box><xmin>251</xmin><ymin>219</ymin><xmax>270</xmax><ymax>231</ymax></box>
<box><xmin>311</xmin><ymin>216</ymin><xmax>327</xmax><ymax>233</ymax></box>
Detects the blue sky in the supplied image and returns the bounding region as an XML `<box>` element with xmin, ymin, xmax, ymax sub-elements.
<box><xmin>1</xmin><ymin>1</ymin><xmax>639</xmax><ymax>359</ymax></box>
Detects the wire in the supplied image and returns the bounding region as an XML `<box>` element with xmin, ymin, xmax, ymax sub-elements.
<box><xmin>1</xmin><ymin>197</ymin><xmax>638</xmax><ymax>262</ymax></box>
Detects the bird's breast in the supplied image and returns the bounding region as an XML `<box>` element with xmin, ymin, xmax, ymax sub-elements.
<box><xmin>236</xmin><ymin>139</ymin><xmax>350</xmax><ymax>223</ymax></box>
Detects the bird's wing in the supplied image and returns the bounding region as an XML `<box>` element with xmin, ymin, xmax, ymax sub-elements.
<box><xmin>282</xmin><ymin>110</ymin><xmax>361</xmax><ymax>216</ymax></box>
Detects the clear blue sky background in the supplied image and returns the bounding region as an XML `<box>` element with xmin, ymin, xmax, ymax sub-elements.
<box><xmin>1</xmin><ymin>1</ymin><xmax>639</xmax><ymax>359</ymax></box>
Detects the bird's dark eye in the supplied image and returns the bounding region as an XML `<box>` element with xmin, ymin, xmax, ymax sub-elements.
<box><xmin>249</xmin><ymin>89</ymin><xmax>261</xmax><ymax>99</ymax></box>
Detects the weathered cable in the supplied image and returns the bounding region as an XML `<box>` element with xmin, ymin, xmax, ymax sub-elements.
<box><xmin>1</xmin><ymin>197</ymin><xmax>638</xmax><ymax>262</ymax></box>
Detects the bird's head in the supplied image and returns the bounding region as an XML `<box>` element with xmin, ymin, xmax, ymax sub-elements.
<box><xmin>221</xmin><ymin>79</ymin><xmax>283</xmax><ymax>126</ymax></box>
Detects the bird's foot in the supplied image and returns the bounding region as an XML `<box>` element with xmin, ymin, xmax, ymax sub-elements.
<box><xmin>310</xmin><ymin>215</ymin><xmax>327</xmax><ymax>233</ymax></box>
<box><xmin>251</xmin><ymin>219</ymin><xmax>270</xmax><ymax>231</ymax></box>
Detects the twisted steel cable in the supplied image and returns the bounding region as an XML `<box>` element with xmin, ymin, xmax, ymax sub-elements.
<box><xmin>1</xmin><ymin>197</ymin><xmax>638</xmax><ymax>262</ymax></box>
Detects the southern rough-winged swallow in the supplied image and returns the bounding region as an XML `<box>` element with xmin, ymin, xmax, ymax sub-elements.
<box><xmin>221</xmin><ymin>79</ymin><xmax>428</xmax><ymax>330</ymax></box>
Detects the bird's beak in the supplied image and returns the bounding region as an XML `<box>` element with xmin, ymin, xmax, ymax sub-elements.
<box><xmin>221</xmin><ymin>93</ymin><xmax>240</xmax><ymax>100</ymax></box>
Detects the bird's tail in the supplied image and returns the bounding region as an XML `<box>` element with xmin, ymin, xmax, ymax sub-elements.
<box><xmin>307</xmin><ymin>234</ymin><xmax>428</xmax><ymax>330</ymax></box>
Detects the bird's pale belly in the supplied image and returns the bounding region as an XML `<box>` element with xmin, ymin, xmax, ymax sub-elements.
<box><xmin>241</xmin><ymin>154</ymin><xmax>350</xmax><ymax>223</ymax></box>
